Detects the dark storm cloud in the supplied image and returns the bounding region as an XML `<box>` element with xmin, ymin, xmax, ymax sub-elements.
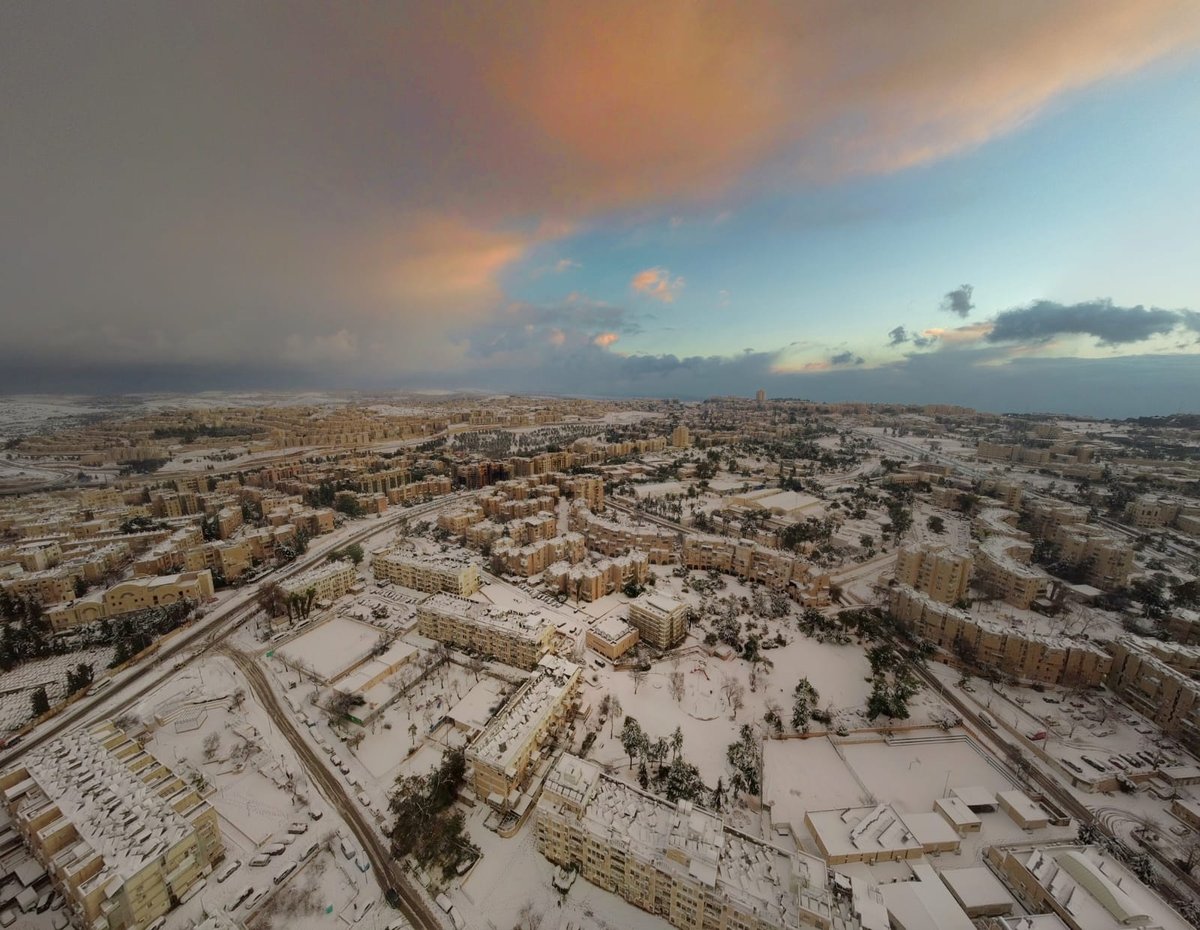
<box><xmin>941</xmin><ymin>284</ymin><xmax>975</xmax><ymax>317</ymax></box>
<box><xmin>830</xmin><ymin>351</ymin><xmax>864</xmax><ymax>366</ymax></box>
<box><xmin>986</xmin><ymin>299</ymin><xmax>1192</xmax><ymax>346</ymax></box>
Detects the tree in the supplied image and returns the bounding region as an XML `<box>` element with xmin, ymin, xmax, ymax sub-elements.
<box><xmin>721</xmin><ymin>676</ymin><xmax>745</xmax><ymax>720</ymax></box>
<box><xmin>344</xmin><ymin>542</ymin><xmax>365</xmax><ymax>565</ymax></box>
<box><xmin>665</xmin><ymin>760</ymin><xmax>705</xmax><ymax>803</ymax></box>
<box><xmin>608</xmin><ymin>695</ymin><xmax>622</xmax><ymax>738</ymax></box>
<box><xmin>726</xmin><ymin>725</ymin><xmax>761</xmax><ymax>796</ymax></box>
<box><xmin>65</xmin><ymin>662</ymin><xmax>94</xmax><ymax>695</ymax></box>
<box><xmin>621</xmin><ymin>716</ymin><xmax>645</xmax><ymax>770</ymax></box>
<box><xmin>31</xmin><ymin>686</ymin><xmax>50</xmax><ymax>717</ymax></box>
<box><xmin>202</xmin><ymin>732</ymin><xmax>221</xmax><ymax>761</ymax></box>
<box><xmin>467</xmin><ymin>654</ymin><xmax>485</xmax><ymax>682</ymax></box>
<box><xmin>632</xmin><ymin>667</ymin><xmax>648</xmax><ymax>694</ymax></box>
<box><xmin>791</xmin><ymin>678</ymin><xmax>819</xmax><ymax>731</ymax></box>
<box><xmin>669</xmin><ymin>670</ymin><xmax>685</xmax><ymax>703</ymax></box>
<box><xmin>669</xmin><ymin>725</ymin><xmax>684</xmax><ymax>762</ymax></box>
<box><xmin>926</xmin><ymin>515</ymin><xmax>945</xmax><ymax>534</ymax></box>
<box><xmin>256</xmin><ymin>581</ymin><xmax>287</xmax><ymax>619</ymax></box>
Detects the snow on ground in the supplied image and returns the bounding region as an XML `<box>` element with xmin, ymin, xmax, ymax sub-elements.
<box><xmin>0</xmin><ymin>645</ymin><xmax>115</xmax><ymax>733</ymax></box>
<box><xmin>841</xmin><ymin>737</ymin><xmax>1013</xmax><ymax>811</ymax></box>
<box><xmin>456</xmin><ymin>810</ymin><xmax>669</xmax><ymax>930</ymax></box>
<box><xmin>119</xmin><ymin>654</ymin><xmax>381</xmax><ymax>930</ymax></box>
<box><xmin>275</xmin><ymin>616</ymin><xmax>387</xmax><ymax>683</ymax></box>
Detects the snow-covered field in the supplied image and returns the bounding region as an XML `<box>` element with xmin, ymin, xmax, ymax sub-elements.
<box><xmin>275</xmin><ymin>616</ymin><xmax>388</xmax><ymax>683</ymax></box>
<box><xmin>0</xmin><ymin>646</ymin><xmax>115</xmax><ymax>733</ymax></box>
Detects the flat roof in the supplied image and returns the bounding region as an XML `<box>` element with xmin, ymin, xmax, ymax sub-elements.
<box><xmin>939</xmin><ymin>866</ymin><xmax>1014</xmax><ymax>911</ymax></box>
<box><xmin>878</xmin><ymin>863</ymin><xmax>973</xmax><ymax>930</ymax></box>
<box><xmin>806</xmin><ymin>805</ymin><xmax>922</xmax><ymax>859</ymax></box>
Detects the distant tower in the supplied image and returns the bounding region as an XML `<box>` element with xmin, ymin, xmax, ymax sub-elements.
<box><xmin>756</xmin><ymin>389</ymin><xmax>766</xmax><ymax>406</ymax></box>
<box><xmin>671</xmin><ymin>424</ymin><xmax>690</xmax><ymax>448</ymax></box>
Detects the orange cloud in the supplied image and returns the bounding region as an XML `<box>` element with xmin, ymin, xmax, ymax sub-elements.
<box><xmin>631</xmin><ymin>267</ymin><xmax>684</xmax><ymax>302</ymax></box>
<box><xmin>924</xmin><ymin>322</ymin><xmax>994</xmax><ymax>346</ymax></box>
<box><xmin>593</xmin><ymin>332</ymin><xmax>620</xmax><ymax>348</ymax></box>
<box><xmin>331</xmin><ymin>3</ymin><xmax>1200</xmax><ymax>218</ymax></box>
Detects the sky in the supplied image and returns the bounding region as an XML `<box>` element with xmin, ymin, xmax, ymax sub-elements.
<box><xmin>3</xmin><ymin>1</ymin><xmax>1200</xmax><ymax>417</ymax></box>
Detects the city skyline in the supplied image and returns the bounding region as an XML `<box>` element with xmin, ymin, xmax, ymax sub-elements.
<box><xmin>4</xmin><ymin>2</ymin><xmax>1200</xmax><ymax>416</ymax></box>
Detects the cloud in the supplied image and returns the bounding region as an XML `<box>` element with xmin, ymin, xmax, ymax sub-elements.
<box><xmin>3</xmin><ymin>4</ymin><xmax>1199</xmax><ymax>385</ymax></box>
<box><xmin>631</xmin><ymin>267</ymin><xmax>685</xmax><ymax>303</ymax></box>
<box><xmin>457</xmin><ymin>297</ymin><xmax>641</xmax><ymax>358</ymax></box>
<box><xmin>887</xmin><ymin>325</ymin><xmax>909</xmax><ymax>346</ymax></box>
<box><xmin>941</xmin><ymin>284</ymin><xmax>976</xmax><ymax>318</ymax></box>
<box><xmin>912</xmin><ymin>332</ymin><xmax>938</xmax><ymax>348</ymax></box>
<box><xmin>985</xmin><ymin>299</ymin><xmax>1192</xmax><ymax>346</ymax></box>
<box><xmin>830</xmin><ymin>351</ymin><xmax>865</xmax><ymax>366</ymax></box>
<box><xmin>554</xmin><ymin>258</ymin><xmax>581</xmax><ymax>272</ymax></box>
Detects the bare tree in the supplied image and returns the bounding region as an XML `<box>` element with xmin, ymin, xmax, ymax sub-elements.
<box><xmin>467</xmin><ymin>654</ymin><xmax>485</xmax><ymax>682</ymax></box>
<box><xmin>516</xmin><ymin>902</ymin><xmax>544</xmax><ymax>930</ymax></box>
<box><xmin>202</xmin><ymin>732</ymin><xmax>221</xmax><ymax>761</ymax></box>
<box><xmin>669</xmin><ymin>670</ymin><xmax>685</xmax><ymax>703</ymax></box>
<box><xmin>632</xmin><ymin>668</ymin><xmax>648</xmax><ymax>694</ymax></box>
<box><xmin>721</xmin><ymin>676</ymin><xmax>745</xmax><ymax>720</ymax></box>
<box><xmin>609</xmin><ymin>694</ymin><xmax>623</xmax><ymax>738</ymax></box>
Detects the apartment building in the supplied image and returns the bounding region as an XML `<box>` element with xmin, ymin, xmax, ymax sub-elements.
<box><xmin>279</xmin><ymin>559</ymin><xmax>357</xmax><ymax>602</ymax></box>
<box><xmin>1107</xmin><ymin>638</ymin><xmax>1200</xmax><ymax>754</ymax></box>
<box><xmin>671</xmin><ymin>424</ymin><xmax>690</xmax><ymax>448</ymax></box>
<box><xmin>682</xmin><ymin>534</ymin><xmax>831</xmax><ymax>605</ymax></box>
<box><xmin>889</xmin><ymin>585</ymin><xmax>1110</xmax><ymax>687</ymax></box>
<box><xmin>627</xmin><ymin>593</ymin><xmax>691</xmax><ymax>650</ymax></box>
<box><xmin>1</xmin><ymin>565</ymin><xmax>81</xmax><ymax>607</ymax></box>
<box><xmin>1049</xmin><ymin>523</ymin><xmax>1133</xmax><ymax>590</ymax></box>
<box><xmin>0</xmin><ymin>720</ymin><xmax>223</xmax><ymax>930</ymax></box>
<box><xmin>569</xmin><ymin>501</ymin><xmax>678</xmax><ymax>564</ymax></box>
<box><xmin>974</xmin><ymin>536</ymin><xmax>1048</xmax><ymax>609</ymax></box>
<box><xmin>894</xmin><ymin>544</ymin><xmax>972</xmax><ymax>605</ymax></box>
<box><xmin>416</xmin><ymin>593</ymin><xmax>556</xmax><ymax>669</ymax></box>
<box><xmin>438</xmin><ymin>505</ymin><xmax>485</xmax><ymax>536</ymax></box>
<box><xmin>505</xmin><ymin>512</ymin><xmax>559</xmax><ymax>546</ymax></box>
<box><xmin>547</xmin><ymin>552</ymin><xmax>649</xmax><ymax>603</ymax></box>
<box><xmin>569</xmin><ymin>476</ymin><xmax>605</xmax><ymax>512</ymax></box>
<box><xmin>1124</xmin><ymin>495</ymin><xmax>1200</xmax><ymax>534</ymax></box>
<box><xmin>586</xmin><ymin>617</ymin><xmax>639</xmax><ymax>660</ymax></box>
<box><xmin>491</xmin><ymin>533</ymin><xmax>587</xmax><ymax>578</ymax></box>
<box><xmin>370</xmin><ymin>549</ymin><xmax>481</xmax><ymax>596</ymax></box>
<box><xmin>536</xmin><ymin>754</ymin><xmax>864</xmax><ymax>930</ymax></box>
<box><xmin>47</xmin><ymin>570</ymin><xmax>215</xmax><ymax>632</ymax></box>
<box><xmin>386</xmin><ymin>474</ymin><xmax>453</xmax><ymax>505</ymax></box>
<box><xmin>467</xmin><ymin>655</ymin><xmax>580</xmax><ymax>810</ymax></box>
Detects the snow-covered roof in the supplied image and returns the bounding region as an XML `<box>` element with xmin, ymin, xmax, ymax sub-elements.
<box><xmin>541</xmin><ymin>753</ymin><xmax>833</xmax><ymax>928</ymax></box>
<box><xmin>2</xmin><ymin>720</ymin><xmax>210</xmax><ymax>891</ymax></box>
<box><xmin>467</xmin><ymin>656</ymin><xmax>579</xmax><ymax>772</ymax></box>
<box><xmin>419</xmin><ymin>592</ymin><xmax>556</xmax><ymax>643</ymax></box>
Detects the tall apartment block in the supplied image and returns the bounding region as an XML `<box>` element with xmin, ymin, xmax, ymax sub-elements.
<box><xmin>627</xmin><ymin>593</ymin><xmax>691</xmax><ymax>650</ymax></box>
<box><xmin>893</xmin><ymin>545</ymin><xmax>972</xmax><ymax>605</ymax></box>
